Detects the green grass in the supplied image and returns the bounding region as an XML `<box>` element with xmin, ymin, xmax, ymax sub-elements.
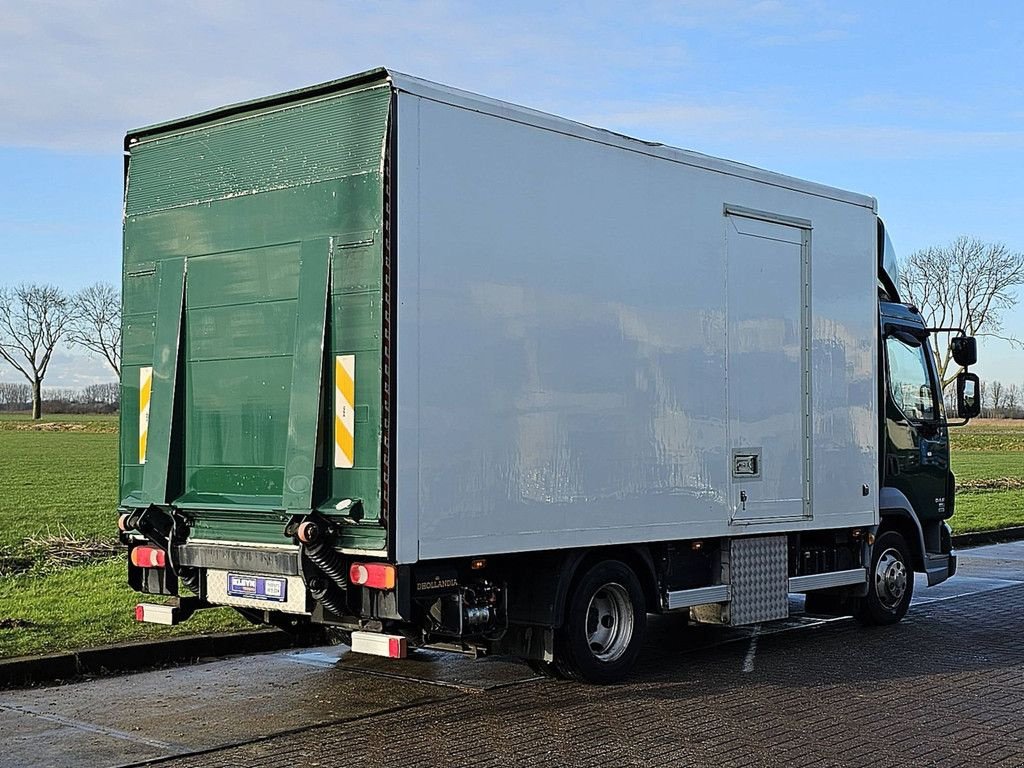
<box><xmin>952</xmin><ymin>452</ymin><xmax>1024</xmax><ymax>482</ymax></box>
<box><xmin>0</xmin><ymin>419</ymin><xmax>248</xmax><ymax>659</ymax></box>
<box><xmin>0</xmin><ymin>560</ymin><xmax>247</xmax><ymax>658</ymax></box>
<box><xmin>950</xmin><ymin>422</ymin><xmax>1024</xmax><ymax>452</ymax></box>
<box><xmin>950</xmin><ymin>491</ymin><xmax>1024</xmax><ymax>534</ymax></box>
<box><xmin>0</xmin><ymin>429</ymin><xmax>119</xmax><ymax>547</ymax></box>
<box><xmin>949</xmin><ymin>420</ymin><xmax>1024</xmax><ymax>534</ymax></box>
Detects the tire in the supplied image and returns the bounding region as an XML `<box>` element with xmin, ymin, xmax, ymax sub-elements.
<box><xmin>853</xmin><ymin>530</ymin><xmax>914</xmax><ymax>626</ymax></box>
<box><xmin>553</xmin><ymin>560</ymin><xmax>646</xmax><ymax>684</ymax></box>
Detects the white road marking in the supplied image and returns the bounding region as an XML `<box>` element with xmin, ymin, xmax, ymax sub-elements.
<box><xmin>742</xmin><ymin>624</ymin><xmax>761</xmax><ymax>673</ymax></box>
<box><xmin>282</xmin><ymin>650</ymin><xmax>342</xmax><ymax>669</ymax></box>
<box><xmin>0</xmin><ymin>701</ymin><xmax>180</xmax><ymax>751</ymax></box>
<box><xmin>912</xmin><ymin>579</ymin><xmax>1024</xmax><ymax>605</ymax></box>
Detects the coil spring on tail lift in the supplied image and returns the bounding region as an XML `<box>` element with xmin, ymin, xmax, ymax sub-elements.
<box><xmin>304</xmin><ymin>539</ymin><xmax>349</xmax><ymax>589</ymax></box>
<box><xmin>178</xmin><ymin>569</ymin><xmax>200</xmax><ymax>593</ymax></box>
<box><xmin>310</xmin><ymin>583</ymin><xmax>346</xmax><ymax>617</ymax></box>
<box><xmin>296</xmin><ymin>520</ymin><xmax>348</xmax><ymax>617</ymax></box>
<box><xmin>166</xmin><ymin>514</ymin><xmax>202</xmax><ymax>594</ymax></box>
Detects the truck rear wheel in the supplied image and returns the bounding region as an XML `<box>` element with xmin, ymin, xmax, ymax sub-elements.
<box><xmin>554</xmin><ymin>559</ymin><xmax>646</xmax><ymax>684</ymax></box>
<box><xmin>854</xmin><ymin>530</ymin><xmax>914</xmax><ymax>625</ymax></box>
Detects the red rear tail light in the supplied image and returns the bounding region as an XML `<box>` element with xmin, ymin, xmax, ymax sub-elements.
<box><xmin>131</xmin><ymin>545</ymin><xmax>166</xmax><ymax>569</ymax></box>
<box><xmin>349</xmin><ymin>562</ymin><xmax>396</xmax><ymax>590</ymax></box>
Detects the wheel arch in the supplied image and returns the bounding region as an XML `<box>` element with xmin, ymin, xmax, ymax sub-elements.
<box><xmin>552</xmin><ymin>545</ymin><xmax>659</xmax><ymax>628</ymax></box>
<box><xmin>878</xmin><ymin>487</ymin><xmax>927</xmax><ymax>572</ymax></box>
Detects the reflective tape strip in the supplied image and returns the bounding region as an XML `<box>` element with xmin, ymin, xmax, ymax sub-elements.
<box><xmin>139</xmin><ymin>366</ymin><xmax>153</xmax><ymax>464</ymax></box>
<box><xmin>334</xmin><ymin>355</ymin><xmax>355</xmax><ymax>468</ymax></box>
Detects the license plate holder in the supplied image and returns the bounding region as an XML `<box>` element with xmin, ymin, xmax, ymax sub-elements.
<box><xmin>226</xmin><ymin>573</ymin><xmax>288</xmax><ymax>602</ymax></box>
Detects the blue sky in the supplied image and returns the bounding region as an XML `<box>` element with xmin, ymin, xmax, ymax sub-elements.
<box><xmin>0</xmin><ymin>0</ymin><xmax>1022</xmax><ymax>386</ymax></box>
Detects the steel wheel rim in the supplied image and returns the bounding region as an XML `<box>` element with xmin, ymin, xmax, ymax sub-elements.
<box><xmin>585</xmin><ymin>582</ymin><xmax>634</xmax><ymax>662</ymax></box>
<box><xmin>874</xmin><ymin>547</ymin><xmax>908</xmax><ymax>610</ymax></box>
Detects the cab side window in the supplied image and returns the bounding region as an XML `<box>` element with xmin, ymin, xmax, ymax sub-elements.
<box><xmin>886</xmin><ymin>335</ymin><xmax>936</xmax><ymax>421</ymax></box>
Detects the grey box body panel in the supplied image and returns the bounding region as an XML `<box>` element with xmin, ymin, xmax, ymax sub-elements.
<box><xmin>392</xmin><ymin>77</ymin><xmax>879</xmax><ymax>563</ymax></box>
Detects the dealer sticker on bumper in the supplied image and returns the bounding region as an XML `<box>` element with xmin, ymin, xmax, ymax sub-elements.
<box><xmin>227</xmin><ymin>573</ymin><xmax>288</xmax><ymax>602</ymax></box>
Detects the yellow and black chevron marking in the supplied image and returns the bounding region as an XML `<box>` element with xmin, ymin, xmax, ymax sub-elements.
<box><xmin>334</xmin><ymin>355</ymin><xmax>355</xmax><ymax>468</ymax></box>
<box><xmin>139</xmin><ymin>366</ymin><xmax>153</xmax><ymax>464</ymax></box>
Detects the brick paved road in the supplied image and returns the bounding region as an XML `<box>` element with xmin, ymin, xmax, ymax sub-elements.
<box><xmin>3</xmin><ymin>542</ymin><xmax>1023</xmax><ymax>768</ymax></box>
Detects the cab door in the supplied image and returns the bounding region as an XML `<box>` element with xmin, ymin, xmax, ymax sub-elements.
<box><xmin>883</xmin><ymin>327</ymin><xmax>951</xmax><ymax>523</ymax></box>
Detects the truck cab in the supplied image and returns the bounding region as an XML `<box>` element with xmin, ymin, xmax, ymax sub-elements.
<box><xmin>876</xmin><ymin>223</ymin><xmax>979</xmax><ymax>592</ymax></box>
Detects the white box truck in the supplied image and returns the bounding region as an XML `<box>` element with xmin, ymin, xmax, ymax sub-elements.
<box><xmin>120</xmin><ymin>68</ymin><xmax>981</xmax><ymax>683</ymax></box>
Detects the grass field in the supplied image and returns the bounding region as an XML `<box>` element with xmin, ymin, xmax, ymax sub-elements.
<box><xmin>0</xmin><ymin>560</ymin><xmax>249</xmax><ymax>657</ymax></box>
<box><xmin>0</xmin><ymin>413</ymin><xmax>246</xmax><ymax>658</ymax></box>
<box><xmin>0</xmin><ymin>413</ymin><xmax>1021</xmax><ymax>659</ymax></box>
<box><xmin>949</xmin><ymin>420</ymin><xmax>1024</xmax><ymax>533</ymax></box>
<box><xmin>0</xmin><ymin>427</ymin><xmax>118</xmax><ymax>547</ymax></box>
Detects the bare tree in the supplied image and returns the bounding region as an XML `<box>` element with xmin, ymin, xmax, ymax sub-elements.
<box><xmin>899</xmin><ymin>236</ymin><xmax>1024</xmax><ymax>390</ymax></box>
<box><xmin>0</xmin><ymin>284</ymin><xmax>73</xmax><ymax>419</ymax></box>
<box><xmin>43</xmin><ymin>387</ymin><xmax>82</xmax><ymax>404</ymax></box>
<box><xmin>1005</xmin><ymin>383</ymin><xmax>1020</xmax><ymax>413</ymax></box>
<box><xmin>0</xmin><ymin>381</ymin><xmax>31</xmax><ymax>409</ymax></box>
<box><xmin>83</xmin><ymin>382</ymin><xmax>120</xmax><ymax>406</ymax></box>
<box><xmin>942</xmin><ymin>385</ymin><xmax>957</xmax><ymax>416</ymax></box>
<box><xmin>69</xmin><ymin>282</ymin><xmax>121</xmax><ymax>375</ymax></box>
<box><xmin>990</xmin><ymin>380</ymin><xmax>1005</xmax><ymax>412</ymax></box>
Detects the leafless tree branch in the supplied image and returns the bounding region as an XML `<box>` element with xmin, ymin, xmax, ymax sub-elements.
<box><xmin>898</xmin><ymin>237</ymin><xmax>1024</xmax><ymax>391</ymax></box>
<box><xmin>0</xmin><ymin>284</ymin><xmax>73</xmax><ymax>418</ymax></box>
<box><xmin>68</xmin><ymin>282</ymin><xmax>121</xmax><ymax>375</ymax></box>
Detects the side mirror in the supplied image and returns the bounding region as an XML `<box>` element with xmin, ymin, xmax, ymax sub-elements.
<box><xmin>951</xmin><ymin>336</ymin><xmax>977</xmax><ymax>367</ymax></box>
<box><xmin>956</xmin><ymin>371</ymin><xmax>981</xmax><ymax>420</ymax></box>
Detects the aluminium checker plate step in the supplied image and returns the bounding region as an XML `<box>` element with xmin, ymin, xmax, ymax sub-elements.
<box><xmin>691</xmin><ymin>535</ymin><xmax>790</xmax><ymax>626</ymax></box>
<box><xmin>727</xmin><ymin>534</ymin><xmax>790</xmax><ymax>625</ymax></box>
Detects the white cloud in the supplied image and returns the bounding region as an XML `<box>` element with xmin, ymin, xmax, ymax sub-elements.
<box><xmin>0</xmin><ymin>1</ymin><xmax>690</xmax><ymax>151</ymax></box>
<box><xmin>0</xmin><ymin>0</ymin><xmax>868</xmax><ymax>153</ymax></box>
<box><xmin>577</xmin><ymin>97</ymin><xmax>1024</xmax><ymax>164</ymax></box>
<box><xmin>0</xmin><ymin>349</ymin><xmax>115</xmax><ymax>389</ymax></box>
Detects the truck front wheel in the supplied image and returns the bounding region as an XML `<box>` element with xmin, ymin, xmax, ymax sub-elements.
<box><xmin>854</xmin><ymin>530</ymin><xmax>914</xmax><ymax>625</ymax></box>
<box><xmin>554</xmin><ymin>559</ymin><xmax>646</xmax><ymax>684</ymax></box>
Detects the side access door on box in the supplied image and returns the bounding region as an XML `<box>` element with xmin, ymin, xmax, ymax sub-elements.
<box><xmin>724</xmin><ymin>206</ymin><xmax>812</xmax><ymax>525</ymax></box>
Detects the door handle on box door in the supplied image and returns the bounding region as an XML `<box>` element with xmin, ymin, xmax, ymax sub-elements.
<box><xmin>739</xmin><ymin>490</ymin><xmax>747</xmax><ymax>511</ymax></box>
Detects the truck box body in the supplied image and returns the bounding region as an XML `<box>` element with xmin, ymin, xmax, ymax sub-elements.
<box><xmin>122</xmin><ymin>68</ymin><xmax>878</xmax><ymax>567</ymax></box>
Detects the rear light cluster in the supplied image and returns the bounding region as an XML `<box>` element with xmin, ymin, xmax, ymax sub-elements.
<box><xmin>349</xmin><ymin>562</ymin><xmax>396</xmax><ymax>590</ymax></box>
<box><xmin>130</xmin><ymin>545</ymin><xmax>166</xmax><ymax>569</ymax></box>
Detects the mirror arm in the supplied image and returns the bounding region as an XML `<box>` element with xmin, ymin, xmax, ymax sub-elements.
<box><xmin>928</xmin><ymin>327</ymin><xmax>977</xmax><ymax>369</ymax></box>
